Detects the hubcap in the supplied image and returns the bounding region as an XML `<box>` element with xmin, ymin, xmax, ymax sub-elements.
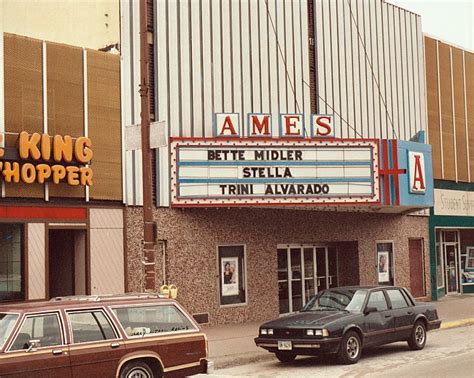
<box><xmin>415</xmin><ymin>325</ymin><xmax>425</xmax><ymax>345</ymax></box>
<box><xmin>127</xmin><ymin>368</ymin><xmax>151</xmax><ymax>378</ymax></box>
<box><xmin>346</xmin><ymin>336</ymin><xmax>359</xmax><ymax>359</ymax></box>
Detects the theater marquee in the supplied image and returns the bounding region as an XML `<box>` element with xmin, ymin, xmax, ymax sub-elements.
<box><xmin>170</xmin><ymin>139</ymin><xmax>380</xmax><ymax>207</ymax></box>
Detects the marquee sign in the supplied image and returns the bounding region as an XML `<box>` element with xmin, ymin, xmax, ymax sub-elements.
<box><xmin>170</xmin><ymin>138</ymin><xmax>380</xmax><ymax>207</ymax></box>
<box><xmin>0</xmin><ymin>132</ymin><xmax>93</xmax><ymax>186</ymax></box>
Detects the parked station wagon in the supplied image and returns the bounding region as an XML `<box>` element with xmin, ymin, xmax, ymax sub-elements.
<box><xmin>255</xmin><ymin>286</ymin><xmax>441</xmax><ymax>364</ymax></box>
<box><xmin>0</xmin><ymin>294</ymin><xmax>212</xmax><ymax>377</ymax></box>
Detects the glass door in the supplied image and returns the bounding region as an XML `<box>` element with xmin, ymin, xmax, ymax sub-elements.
<box><xmin>277</xmin><ymin>248</ymin><xmax>289</xmax><ymax>314</ymax></box>
<box><xmin>444</xmin><ymin>244</ymin><xmax>459</xmax><ymax>293</ymax></box>
<box><xmin>316</xmin><ymin>247</ymin><xmax>327</xmax><ymax>292</ymax></box>
<box><xmin>328</xmin><ymin>246</ymin><xmax>338</xmax><ymax>288</ymax></box>
<box><xmin>290</xmin><ymin>248</ymin><xmax>303</xmax><ymax>311</ymax></box>
<box><xmin>278</xmin><ymin>245</ymin><xmax>338</xmax><ymax>314</ymax></box>
<box><xmin>303</xmin><ymin>247</ymin><xmax>316</xmax><ymax>303</ymax></box>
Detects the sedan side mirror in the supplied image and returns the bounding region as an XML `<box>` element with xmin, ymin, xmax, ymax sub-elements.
<box><xmin>364</xmin><ymin>306</ymin><xmax>377</xmax><ymax>315</ymax></box>
<box><xmin>27</xmin><ymin>339</ymin><xmax>41</xmax><ymax>352</ymax></box>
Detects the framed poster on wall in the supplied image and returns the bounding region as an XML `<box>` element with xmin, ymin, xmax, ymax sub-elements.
<box><xmin>376</xmin><ymin>242</ymin><xmax>394</xmax><ymax>285</ymax></box>
<box><xmin>218</xmin><ymin>245</ymin><xmax>246</xmax><ymax>306</ymax></box>
<box><xmin>377</xmin><ymin>251</ymin><xmax>390</xmax><ymax>283</ymax></box>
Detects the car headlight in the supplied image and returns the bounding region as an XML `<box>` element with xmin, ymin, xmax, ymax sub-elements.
<box><xmin>306</xmin><ymin>329</ymin><xmax>329</xmax><ymax>337</ymax></box>
<box><xmin>268</xmin><ymin>329</ymin><xmax>274</xmax><ymax>335</ymax></box>
<box><xmin>261</xmin><ymin>329</ymin><xmax>267</xmax><ymax>335</ymax></box>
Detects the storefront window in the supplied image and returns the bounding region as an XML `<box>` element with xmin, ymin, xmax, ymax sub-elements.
<box><xmin>0</xmin><ymin>224</ymin><xmax>24</xmax><ymax>301</ymax></box>
<box><xmin>218</xmin><ymin>245</ymin><xmax>246</xmax><ymax>306</ymax></box>
<box><xmin>467</xmin><ymin>249</ymin><xmax>474</xmax><ymax>269</ymax></box>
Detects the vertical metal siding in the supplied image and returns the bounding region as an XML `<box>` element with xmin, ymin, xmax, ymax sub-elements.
<box><xmin>301</xmin><ymin>0</ymin><xmax>311</xmax><ymax>127</ymax></box>
<box><xmin>121</xmin><ymin>0</ymin><xmax>316</xmax><ymax>205</ymax></box>
<box><xmin>28</xmin><ymin>223</ymin><xmax>46</xmax><ymax>300</ymax></box>
<box><xmin>89</xmin><ymin>209</ymin><xmax>125</xmax><ymax>295</ymax></box>
<box><xmin>314</xmin><ymin>1</ymin><xmax>424</xmax><ymax>141</ymax></box>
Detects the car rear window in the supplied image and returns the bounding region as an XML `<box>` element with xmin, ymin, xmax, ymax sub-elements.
<box><xmin>111</xmin><ymin>304</ymin><xmax>197</xmax><ymax>337</ymax></box>
<box><xmin>0</xmin><ymin>314</ymin><xmax>18</xmax><ymax>349</ymax></box>
<box><xmin>68</xmin><ymin>310</ymin><xmax>117</xmax><ymax>343</ymax></box>
<box><xmin>386</xmin><ymin>289</ymin><xmax>409</xmax><ymax>309</ymax></box>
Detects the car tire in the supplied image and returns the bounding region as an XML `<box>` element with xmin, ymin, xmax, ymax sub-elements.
<box><xmin>275</xmin><ymin>351</ymin><xmax>297</xmax><ymax>363</ymax></box>
<box><xmin>407</xmin><ymin>321</ymin><xmax>426</xmax><ymax>350</ymax></box>
<box><xmin>120</xmin><ymin>361</ymin><xmax>155</xmax><ymax>378</ymax></box>
<box><xmin>337</xmin><ymin>331</ymin><xmax>362</xmax><ymax>365</ymax></box>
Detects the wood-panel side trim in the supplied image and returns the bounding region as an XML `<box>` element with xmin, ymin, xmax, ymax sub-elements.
<box><xmin>463</xmin><ymin>51</ymin><xmax>471</xmax><ymax>182</ymax></box>
<box><xmin>0</xmin><ymin>31</ymin><xmax>5</xmax><ymax>199</ymax></box>
<box><xmin>83</xmin><ymin>48</ymin><xmax>90</xmax><ymax>202</ymax></box>
<box><xmin>42</xmin><ymin>41</ymin><xmax>49</xmax><ymax>202</ymax></box>
<box><xmin>436</xmin><ymin>40</ymin><xmax>445</xmax><ymax>178</ymax></box>
<box><xmin>450</xmin><ymin>48</ymin><xmax>458</xmax><ymax>182</ymax></box>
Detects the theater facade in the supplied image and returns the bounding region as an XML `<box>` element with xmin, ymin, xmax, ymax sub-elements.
<box><xmin>122</xmin><ymin>0</ymin><xmax>433</xmax><ymax>325</ymax></box>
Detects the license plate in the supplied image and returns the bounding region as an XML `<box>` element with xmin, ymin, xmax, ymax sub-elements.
<box><xmin>278</xmin><ymin>341</ymin><xmax>292</xmax><ymax>350</ymax></box>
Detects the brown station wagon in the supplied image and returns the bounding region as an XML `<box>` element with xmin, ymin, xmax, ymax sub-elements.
<box><xmin>0</xmin><ymin>294</ymin><xmax>212</xmax><ymax>377</ymax></box>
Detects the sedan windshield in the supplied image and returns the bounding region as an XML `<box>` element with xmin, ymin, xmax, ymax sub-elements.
<box><xmin>302</xmin><ymin>289</ymin><xmax>368</xmax><ymax>313</ymax></box>
<box><xmin>0</xmin><ymin>314</ymin><xmax>18</xmax><ymax>349</ymax></box>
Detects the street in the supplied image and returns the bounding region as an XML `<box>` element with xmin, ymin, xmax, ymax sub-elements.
<box><xmin>210</xmin><ymin>326</ymin><xmax>474</xmax><ymax>377</ymax></box>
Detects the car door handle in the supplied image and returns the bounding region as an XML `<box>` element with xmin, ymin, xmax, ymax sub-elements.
<box><xmin>407</xmin><ymin>311</ymin><xmax>413</xmax><ymax>315</ymax></box>
<box><xmin>52</xmin><ymin>349</ymin><xmax>63</xmax><ymax>355</ymax></box>
<box><xmin>385</xmin><ymin>314</ymin><xmax>392</xmax><ymax>318</ymax></box>
<box><xmin>110</xmin><ymin>342</ymin><xmax>121</xmax><ymax>349</ymax></box>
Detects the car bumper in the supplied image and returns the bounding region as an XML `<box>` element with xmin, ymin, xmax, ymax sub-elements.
<box><xmin>428</xmin><ymin>319</ymin><xmax>442</xmax><ymax>331</ymax></box>
<box><xmin>254</xmin><ymin>336</ymin><xmax>342</xmax><ymax>355</ymax></box>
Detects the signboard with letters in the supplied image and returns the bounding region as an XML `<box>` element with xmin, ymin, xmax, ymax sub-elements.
<box><xmin>169</xmin><ymin>113</ymin><xmax>433</xmax><ymax>209</ymax></box>
<box><xmin>434</xmin><ymin>189</ymin><xmax>474</xmax><ymax>217</ymax></box>
<box><xmin>170</xmin><ymin>138</ymin><xmax>379</xmax><ymax>206</ymax></box>
<box><xmin>0</xmin><ymin>131</ymin><xmax>93</xmax><ymax>186</ymax></box>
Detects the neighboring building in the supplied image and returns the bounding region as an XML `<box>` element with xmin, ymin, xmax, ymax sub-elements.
<box><xmin>121</xmin><ymin>0</ymin><xmax>433</xmax><ymax>326</ymax></box>
<box><xmin>425</xmin><ymin>35</ymin><xmax>474</xmax><ymax>298</ymax></box>
<box><xmin>0</xmin><ymin>0</ymin><xmax>119</xmax><ymax>51</ymax></box>
<box><xmin>0</xmin><ymin>1</ymin><xmax>124</xmax><ymax>302</ymax></box>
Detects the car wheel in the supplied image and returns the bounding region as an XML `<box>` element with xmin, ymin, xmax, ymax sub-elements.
<box><xmin>275</xmin><ymin>351</ymin><xmax>297</xmax><ymax>363</ymax></box>
<box><xmin>337</xmin><ymin>331</ymin><xmax>362</xmax><ymax>364</ymax></box>
<box><xmin>120</xmin><ymin>361</ymin><xmax>155</xmax><ymax>378</ymax></box>
<box><xmin>408</xmin><ymin>321</ymin><xmax>426</xmax><ymax>350</ymax></box>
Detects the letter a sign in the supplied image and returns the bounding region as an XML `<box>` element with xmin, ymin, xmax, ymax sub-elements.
<box><xmin>409</xmin><ymin>151</ymin><xmax>426</xmax><ymax>194</ymax></box>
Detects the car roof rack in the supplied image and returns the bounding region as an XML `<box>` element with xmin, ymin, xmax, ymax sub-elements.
<box><xmin>50</xmin><ymin>292</ymin><xmax>169</xmax><ymax>302</ymax></box>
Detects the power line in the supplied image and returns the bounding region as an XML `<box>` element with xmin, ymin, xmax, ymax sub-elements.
<box><xmin>303</xmin><ymin>80</ymin><xmax>363</xmax><ymax>138</ymax></box>
<box><xmin>264</xmin><ymin>0</ymin><xmax>301</xmax><ymax>115</ymax></box>
<box><xmin>346</xmin><ymin>0</ymin><xmax>398</xmax><ymax>139</ymax></box>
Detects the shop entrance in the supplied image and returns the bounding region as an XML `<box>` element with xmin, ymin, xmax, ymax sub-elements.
<box><xmin>48</xmin><ymin>229</ymin><xmax>87</xmax><ymax>298</ymax></box>
<box><xmin>444</xmin><ymin>244</ymin><xmax>459</xmax><ymax>294</ymax></box>
<box><xmin>277</xmin><ymin>245</ymin><xmax>337</xmax><ymax>314</ymax></box>
<box><xmin>409</xmin><ymin>239</ymin><xmax>425</xmax><ymax>297</ymax></box>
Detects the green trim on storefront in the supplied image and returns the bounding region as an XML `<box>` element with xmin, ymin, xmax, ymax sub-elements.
<box><xmin>434</xmin><ymin>180</ymin><xmax>474</xmax><ymax>191</ymax></box>
<box><xmin>429</xmin><ymin>193</ymin><xmax>474</xmax><ymax>299</ymax></box>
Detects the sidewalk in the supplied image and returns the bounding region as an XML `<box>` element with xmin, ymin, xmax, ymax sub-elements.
<box><xmin>202</xmin><ymin>295</ymin><xmax>474</xmax><ymax>369</ymax></box>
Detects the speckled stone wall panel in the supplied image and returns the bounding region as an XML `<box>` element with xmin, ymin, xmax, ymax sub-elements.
<box><xmin>336</xmin><ymin>241</ymin><xmax>359</xmax><ymax>286</ymax></box>
<box><xmin>125</xmin><ymin>207</ymin><xmax>430</xmax><ymax>325</ymax></box>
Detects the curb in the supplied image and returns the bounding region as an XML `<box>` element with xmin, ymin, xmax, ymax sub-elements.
<box><xmin>212</xmin><ymin>351</ymin><xmax>274</xmax><ymax>370</ymax></box>
<box><xmin>440</xmin><ymin>318</ymin><xmax>474</xmax><ymax>330</ymax></box>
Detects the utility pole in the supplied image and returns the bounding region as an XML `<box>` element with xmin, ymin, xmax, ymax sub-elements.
<box><xmin>139</xmin><ymin>0</ymin><xmax>156</xmax><ymax>291</ymax></box>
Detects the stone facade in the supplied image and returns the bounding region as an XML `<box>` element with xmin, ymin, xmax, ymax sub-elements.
<box><xmin>125</xmin><ymin>207</ymin><xmax>430</xmax><ymax>325</ymax></box>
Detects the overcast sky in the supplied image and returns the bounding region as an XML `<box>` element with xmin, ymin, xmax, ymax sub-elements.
<box><xmin>388</xmin><ymin>0</ymin><xmax>473</xmax><ymax>51</ymax></box>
